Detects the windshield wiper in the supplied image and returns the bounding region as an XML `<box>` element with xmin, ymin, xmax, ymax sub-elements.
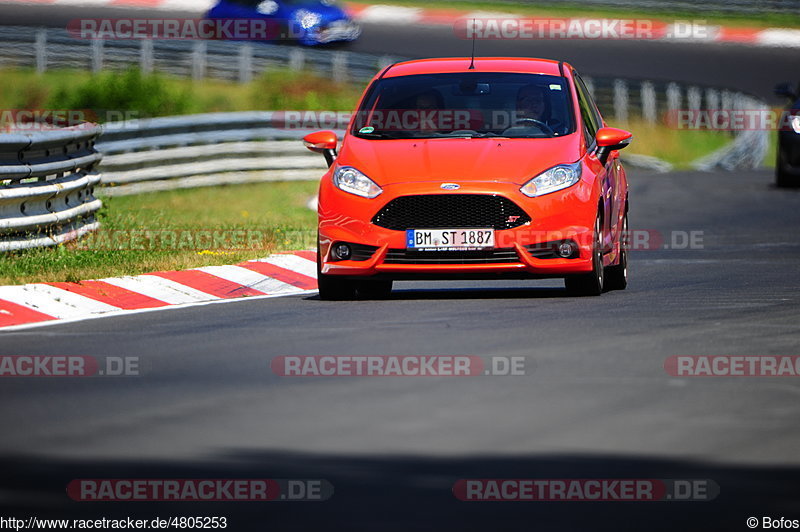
<box><xmin>355</xmin><ymin>131</ymin><xmax>399</xmax><ymax>139</ymax></box>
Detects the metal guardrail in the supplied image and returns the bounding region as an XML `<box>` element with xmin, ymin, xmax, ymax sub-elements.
<box><xmin>0</xmin><ymin>125</ymin><xmax>103</xmax><ymax>251</ymax></box>
<box><xmin>0</xmin><ymin>26</ymin><xmax>395</xmax><ymax>83</ymax></box>
<box><xmin>0</xmin><ymin>69</ymin><xmax>769</xmax><ymax>251</ymax></box>
<box><xmin>94</xmin><ymin>78</ymin><xmax>769</xmax><ymax>196</ymax></box>
<box><xmin>97</xmin><ymin>112</ymin><xmax>334</xmax><ymax>196</ymax></box>
<box><xmin>585</xmin><ymin>78</ymin><xmax>770</xmax><ymax>171</ymax></box>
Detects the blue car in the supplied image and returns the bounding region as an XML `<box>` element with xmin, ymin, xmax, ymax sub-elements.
<box><xmin>206</xmin><ymin>0</ymin><xmax>361</xmax><ymax>46</ymax></box>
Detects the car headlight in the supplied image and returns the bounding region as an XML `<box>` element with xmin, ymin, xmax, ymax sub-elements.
<box><xmin>295</xmin><ymin>9</ymin><xmax>322</xmax><ymax>29</ymax></box>
<box><xmin>790</xmin><ymin>114</ymin><xmax>800</xmax><ymax>134</ymax></box>
<box><xmin>520</xmin><ymin>162</ymin><xmax>582</xmax><ymax>197</ymax></box>
<box><xmin>333</xmin><ymin>166</ymin><xmax>382</xmax><ymax>198</ymax></box>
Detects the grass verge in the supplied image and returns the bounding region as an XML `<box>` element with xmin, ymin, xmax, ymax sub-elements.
<box><xmin>0</xmin><ymin>68</ymin><xmax>361</xmax><ymax>118</ymax></box>
<box><xmin>617</xmin><ymin>118</ymin><xmax>733</xmax><ymax>169</ymax></box>
<box><xmin>0</xmin><ymin>181</ymin><xmax>319</xmax><ymax>286</ymax></box>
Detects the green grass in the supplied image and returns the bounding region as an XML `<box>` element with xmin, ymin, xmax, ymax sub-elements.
<box><xmin>615</xmin><ymin>118</ymin><xmax>733</xmax><ymax>169</ymax></box>
<box><xmin>0</xmin><ymin>181</ymin><xmax>319</xmax><ymax>285</ymax></box>
<box><xmin>0</xmin><ymin>68</ymin><xmax>362</xmax><ymax>119</ymax></box>
<box><xmin>348</xmin><ymin>0</ymin><xmax>800</xmax><ymax>29</ymax></box>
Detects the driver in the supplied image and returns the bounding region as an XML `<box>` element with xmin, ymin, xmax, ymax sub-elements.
<box><xmin>412</xmin><ymin>90</ymin><xmax>445</xmax><ymax>132</ymax></box>
<box><xmin>517</xmin><ymin>84</ymin><xmax>548</xmax><ymax>120</ymax></box>
<box><xmin>414</xmin><ymin>90</ymin><xmax>443</xmax><ymax>110</ymax></box>
<box><xmin>515</xmin><ymin>84</ymin><xmax>562</xmax><ymax>133</ymax></box>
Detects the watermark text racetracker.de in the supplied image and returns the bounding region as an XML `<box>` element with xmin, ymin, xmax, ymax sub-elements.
<box><xmin>665</xmin><ymin>356</ymin><xmax>800</xmax><ymax>377</ymax></box>
<box><xmin>453</xmin><ymin>18</ymin><xmax>713</xmax><ymax>41</ymax></box>
<box><xmin>271</xmin><ymin>355</ymin><xmax>528</xmax><ymax>377</ymax></box>
<box><xmin>666</xmin><ymin>109</ymin><xmax>800</xmax><ymax>132</ymax></box>
<box><xmin>67</xmin><ymin>18</ymin><xmax>302</xmax><ymax>40</ymax></box>
<box><xmin>0</xmin><ymin>356</ymin><xmax>140</xmax><ymax>377</ymax></box>
<box><xmin>72</xmin><ymin>229</ymin><xmax>277</xmax><ymax>252</ymax></box>
<box><xmin>0</xmin><ymin>109</ymin><xmax>139</xmax><ymax>132</ymax></box>
<box><xmin>453</xmin><ymin>478</ymin><xmax>719</xmax><ymax>501</ymax></box>
<box><xmin>67</xmin><ymin>479</ymin><xmax>333</xmax><ymax>502</ymax></box>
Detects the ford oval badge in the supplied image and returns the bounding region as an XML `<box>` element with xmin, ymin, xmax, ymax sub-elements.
<box><xmin>441</xmin><ymin>183</ymin><xmax>460</xmax><ymax>190</ymax></box>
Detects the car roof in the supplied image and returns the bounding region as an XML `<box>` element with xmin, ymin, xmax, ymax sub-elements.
<box><xmin>382</xmin><ymin>57</ymin><xmax>568</xmax><ymax>78</ymax></box>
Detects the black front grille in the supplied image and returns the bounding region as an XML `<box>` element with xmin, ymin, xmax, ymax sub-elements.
<box><xmin>348</xmin><ymin>243</ymin><xmax>379</xmax><ymax>261</ymax></box>
<box><xmin>384</xmin><ymin>248</ymin><xmax>520</xmax><ymax>264</ymax></box>
<box><xmin>527</xmin><ymin>244</ymin><xmax>559</xmax><ymax>260</ymax></box>
<box><xmin>372</xmin><ymin>194</ymin><xmax>530</xmax><ymax>231</ymax></box>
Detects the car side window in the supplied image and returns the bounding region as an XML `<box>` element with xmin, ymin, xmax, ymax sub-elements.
<box><xmin>573</xmin><ymin>73</ymin><xmax>601</xmax><ymax>147</ymax></box>
<box><xmin>229</xmin><ymin>0</ymin><xmax>265</xmax><ymax>7</ymax></box>
<box><xmin>576</xmin><ymin>74</ymin><xmax>604</xmax><ymax>130</ymax></box>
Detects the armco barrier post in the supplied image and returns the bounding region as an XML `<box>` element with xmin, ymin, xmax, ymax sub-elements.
<box><xmin>140</xmin><ymin>39</ymin><xmax>154</xmax><ymax>74</ymax></box>
<box><xmin>613</xmin><ymin>79</ymin><xmax>629</xmax><ymax>124</ymax></box>
<box><xmin>91</xmin><ymin>38</ymin><xmax>104</xmax><ymax>73</ymax></box>
<box><xmin>238</xmin><ymin>43</ymin><xmax>253</xmax><ymax>84</ymax></box>
<box><xmin>641</xmin><ymin>81</ymin><xmax>657</xmax><ymax>125</ymax></box>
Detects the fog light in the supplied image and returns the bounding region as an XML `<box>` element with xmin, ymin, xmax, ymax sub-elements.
<box><xmin>557</xmin><ymin>241</ymin><xmax>576</xmax><ymax>258</ymax></box>
<box><xmin>333</xmin><ymin>243</ymin><xmax>351</xmax><ymax>260</ymax></box>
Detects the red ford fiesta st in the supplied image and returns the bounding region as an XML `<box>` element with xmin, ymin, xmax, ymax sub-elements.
<box><xmin>304</xmin><ymin>57</ymin><xmax>633</xmax><ymax>300</ymax></box>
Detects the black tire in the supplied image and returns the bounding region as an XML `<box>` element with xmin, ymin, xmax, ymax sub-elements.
<box><xmin>356</xmin><ymin>280</ymin><xmax>393</xmax><ymax>300</ymax></box>
<box><xmin>565</xmin><ymin>214</ymin><xmax>604</xmax><ymax>297</ymax></box>
<box><xmin>776</xmin><ymin>151</ymin><xmax>797</xmax><ymax>188</ymax></box>
<box><xmin>317</xmin><ymin>247</ymin><xmax>356</xmax><ymax>300</ymax></box>
<box><xmin>604</xmin><ymin>210</ymin><xmax>628</xmax><ymax>291</ymax></box>
<box><xmin>776</xmin><ymin>166</ymin><xmax>794</xmax><ymax>188</ymax></box>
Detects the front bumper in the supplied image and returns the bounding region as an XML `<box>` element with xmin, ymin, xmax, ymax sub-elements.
<box><xmin>318</xmin><ymin>179</ymin><xmax>600</xmax><ymax>279</ymax></box>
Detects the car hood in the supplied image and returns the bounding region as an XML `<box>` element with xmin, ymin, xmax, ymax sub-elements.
<box><xmin>337</xmin><ymin>134</ymin><xmax>583</xmax><ymax>186</ymax></box>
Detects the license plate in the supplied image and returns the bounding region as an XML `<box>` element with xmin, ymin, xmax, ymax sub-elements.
<box><xmin>406</xmin><ymin>228</ymin><xmax>495</xmax><ymax>250</ymax></box>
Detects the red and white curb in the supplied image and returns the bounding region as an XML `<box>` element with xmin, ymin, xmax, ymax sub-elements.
<box><xmin>0</xmin><ymin>251</ymin><xmax>318</xmax><ymax>331</ymax></box>
<box><xmin>0</xmin><ymin>0</ymin><xmax>797</xmax><ymax>47</ymax></box>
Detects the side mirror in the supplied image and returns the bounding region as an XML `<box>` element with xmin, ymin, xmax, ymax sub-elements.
<box><xmin>595</xmin><ymin>127</ymin><xmax>632</xmax><ymax>165</ymax></box>
<box><xmin>774</xmin><ymin>82</ymin><xmax>797</xmax><ymax>101</ymax></box>
<box><xmin>303</xmin><ymin>130</ymin><xmax>338</xmax><ymax>167</ymax></box>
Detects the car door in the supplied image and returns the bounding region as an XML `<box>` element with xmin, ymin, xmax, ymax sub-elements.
<box><xmin>573</xmin><ymin>72</ymin><xmax>616</xmax><ymax>251</ymax></box>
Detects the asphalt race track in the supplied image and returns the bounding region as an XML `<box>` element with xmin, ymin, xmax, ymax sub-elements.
<box><xmin>2</xmin><ymin>3</ymin><xmax>800</xmax><ymax>530</ymax></box>
<box><xmin>1</xmin><ymin>168</ymin><xmax>799</xmax><ymax>530</ymax></box>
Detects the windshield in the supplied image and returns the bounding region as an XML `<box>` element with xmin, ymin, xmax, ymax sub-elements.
<box><xmin>352</xmin><ymin>72</ymin><xmax>574</xmax><ymax>140</ymax></box>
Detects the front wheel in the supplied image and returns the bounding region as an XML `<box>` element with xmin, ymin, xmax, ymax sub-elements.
<box><xmin>776</xmin><ymin>164</ymin><xmax>795</xmax><ymax>188</ymax></box>
<box><xmin>776</xmin><ymin>150</ymin><xmax>798</xmax><ymax>188</ymax></box>
<box><xmin>565</xmin><ymin>214</ymin><xmax>604</xmax><ymax>297</ymax></box>
<box><xmin>356</xmin><ymin>280</ymin><xmax>393</xmax><ymax>299</ymax></box>
<box><xmin>317</xmin><ymin>247</ymin><xmax>356</xmax><ymax>301</ymax></box>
